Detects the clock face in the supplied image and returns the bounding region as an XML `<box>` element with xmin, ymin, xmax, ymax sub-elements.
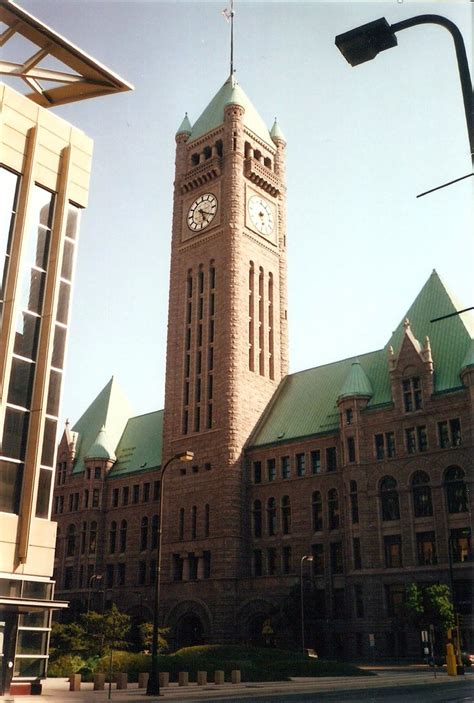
<box><xmin>187</xmin><ymin>193</ymin><xmax>218</xmax><ymax>232</ymax></box>
<box><xmin>248</xmin><ymin>195</ymin><xmax>274</xmax><ymax>236</ymax></box>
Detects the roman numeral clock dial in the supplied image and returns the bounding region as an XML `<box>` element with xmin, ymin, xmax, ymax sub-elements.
<box><xmin>187</xmin><ymin>193</ymin><xmax>218</xmax><ymax>232</ymax></box>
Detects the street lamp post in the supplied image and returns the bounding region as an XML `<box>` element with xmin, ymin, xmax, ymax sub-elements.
<box><xmin>87</xmin><ymin>574</ymin><xmax>103</xmax><ymax>614</ymax></box>
<box><xmin>300</xmin><ymin>555</ymin><xmax>314</xmax><ymax>656</ymax></box>
<box><xmin>146</xmin><ymin>450</ymin><xmax>194</xmax><ymax>697</ymax></box>
<box><xmin>335</xmin><ymin>14</ymin><xmax>474</xmax><ymax>173</ymax></box>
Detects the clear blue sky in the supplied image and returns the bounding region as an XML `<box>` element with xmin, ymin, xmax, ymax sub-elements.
<box><xmin>14</xmin><ymin>1</ymin><xmax>474</xmax><ymax>427</ymax></box>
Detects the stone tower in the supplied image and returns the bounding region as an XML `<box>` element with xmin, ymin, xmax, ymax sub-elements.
<box><xmin>161</xmin><ymin>75</ymin><xmax>287</xmax><ymax>642</ymax></box>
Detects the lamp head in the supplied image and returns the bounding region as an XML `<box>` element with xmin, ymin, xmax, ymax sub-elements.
<box><xmin>335</xmin><ymin>18</ymin><xmax>397</xmax><ymax>67</ymax></box>
<box><xmin>177</xmin><ymin>451</ymin><xmax>194</xmax><ymax>462</ymax></box>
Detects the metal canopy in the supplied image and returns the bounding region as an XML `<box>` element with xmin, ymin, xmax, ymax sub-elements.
<box><xmin>0</xmin><ymin>0</ymin><xmax>133</xmax><ymax>107</ymax></box>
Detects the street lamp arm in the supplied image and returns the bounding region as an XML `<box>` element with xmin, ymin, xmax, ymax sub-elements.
<box><xmin>390</xmin><ymin>15</ymin><xmax>473</xmax><ymax>158</ymax></box>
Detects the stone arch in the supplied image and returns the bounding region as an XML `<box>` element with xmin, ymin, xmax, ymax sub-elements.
<box><xmin>236</xmin><ymin>598</ymin><xmax>275</xmax><ymax>646</ymax></box>
<box><xmin>166</xmin><ymin>599</ymin><xmax>212</xmax><ymax>650</ymax></box>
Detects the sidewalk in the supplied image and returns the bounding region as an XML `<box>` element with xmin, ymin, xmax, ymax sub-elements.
<box><xmin>2</xmin><ymin>666</ymin><xmax>472</xmax><ymax>703</ymax></box>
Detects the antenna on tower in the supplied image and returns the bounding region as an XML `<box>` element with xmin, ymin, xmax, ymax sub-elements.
<box><xmin>222</xmin><ymin>0</ymin><xmax>235</xmax><ymax>75</ymax></box>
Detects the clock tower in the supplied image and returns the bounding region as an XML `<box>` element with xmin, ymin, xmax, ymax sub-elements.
<box><xmin>162</xmin><ymin>75</ymin><xmax>287</xmax><ymax>643</ymax></box>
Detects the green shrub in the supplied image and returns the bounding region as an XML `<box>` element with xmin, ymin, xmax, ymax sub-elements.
<box><xmin>47</xmin><ymin>655</ymin><xmax>85</xmax><ymax>677</ymax></box>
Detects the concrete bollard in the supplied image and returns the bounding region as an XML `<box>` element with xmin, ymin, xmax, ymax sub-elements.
<box><xmin>214</xmin><ymin>670</ymin><xmax>225</xmax><ymax>685</ymax></box>
<box><xmin>178</xmin><ymin>671</ymin><xmax>189</xmax><ymax>686</ymax></box>
<box><xmin>69</xmin><ymin>674</ymin><xmax>81</xmax><ymax>691</ymax></box>
<box><xmin>93</xmin><ymin>673</ymin><xmax>105</xmax><ymax>690</ymax></box>
<box><xmin>159</xmin><ymin>672</ymin><xmax>170</xmax><ymax>688</ymax></box>
<box><xmin>197</xmin><ymin>670</ymin><xmax>207</xmax><ymax>685</ymax></box>
<box><xmin>231</xmin><ymin>669</ymin><xmax>241</xmax><ymax>684</ymax></box>
<box><xmin>115</xmin><ymin>672</ymin><xmax>128</xmax><ymax>689</ymax></box>
<box><xmin>138</xmin><ymin>672</ymin><xmax>149</xmax><ymax>689</ymax></box>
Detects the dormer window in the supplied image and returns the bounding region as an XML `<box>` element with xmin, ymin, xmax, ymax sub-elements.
<box><xmin>402</xmin><ymin>376</ymin><xmax>422</xmax><ymax>412</ymax></box>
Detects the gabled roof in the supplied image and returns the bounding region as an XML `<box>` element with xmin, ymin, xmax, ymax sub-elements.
<box><xmin>71</xmin><ymin>377</ymin><xmax>134</xmax><ymax>473</ymax></box>
<box><xmin>189</xmin><ymin>75</ymin><xmax>273</xmax><ymax>145</ymax></box>
<box><xmin>108</xmin><ymin>410</ymin><xmax>164</xmax><ymax>478</ymax></box>
<box><xmin>248</xmin><ymin>271</ymin><xmax>473</xmax><ymax>449</ymax></box>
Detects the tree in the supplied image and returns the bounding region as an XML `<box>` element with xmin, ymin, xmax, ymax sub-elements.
<box><xmin>49</xmin><ymin>621</ymin><xmax>88</xmax><ymax>660</ymax></box>
<box><xmin>138</xmin><ymin>622</ymin><xmax>169</xmax><ymax>653</ymax></box>
<box><xmin>404</xmin><ymin>583</ymin><xmax>455</xmax><ymax>632</ymax></box>
<box><xmin>81</xmin><ymin>604</ymin><xmax>131</xmax><ymax>656</ymax></box>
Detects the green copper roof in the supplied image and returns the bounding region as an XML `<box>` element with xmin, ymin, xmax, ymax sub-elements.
<box><xmin>249</xmin><ymin>271</ymin><xmax>472</xmax><ymax>449</ymax></box>
<box><xmin>338</xmin><ymin>360</ymin><xmax>373</xmax><ymax>400</ymax></box>
<box><xmin>71</xmin><ymin>377</ymin><xmax>134</xmax><ymax>474</ymax></box>
<box><xmin>461</xmin><ymin>339</ymin><xmax>474</xmax><ymax>371</ymax></box>
<box><xmin>189</xmin><ymin>75</ymin><xmax>273</xmax><ymax>145</ymax></box>
<box><xmin>270</xmin><ymin>118</ymin><xmax>285</xmax><ymax>143</ymax></box>
<box><xmin>108</xmin><ymin>410</ymin><xmax>163</xmax><ymax>478</ymax></box>
<box><xmin>176</xmin><ymin>112</ymin><xmax>192</xmax><ymax>136</ymax></box>
<box><xmin>387</xmin><ymin>270</ymin><xmax>473</xmax><ymax>392</ymax></box>
<box><xmin>85</xmin><ymin>425</ymin><xmax>116</xmax><ymax>461</ymax></box>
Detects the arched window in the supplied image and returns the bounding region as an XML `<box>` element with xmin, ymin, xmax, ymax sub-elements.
<box><xmin>444</xmin><ymin>466</ymin><xmax>468</xmax><ymax>513</ymax></box>
<box><xmin>140</xmin><ymin>516</ymin><xmax>148</xmax><ymax>551</ymax></box>
<box><xmin>380</xmin><ymin>476</ymin><xmax>400</xmax><ymax>521</ymax></box>
<box><xmin>312</xmin><ymin>491</ymin><xmax>323</xmax><ymax>532</ymax></box>
<box><xmin>89</xmin><ymin>521</ymin><xmax>97</xmax><ymax>553</ymax></box>
<box><xmin>204</xmin><ymin>504</ymin><xmax>210</xmax><ymax>537</ymax></box>
<box><xmin>119</xmin><ymin>519</ymin><xmax>127</xmax><ymax>552</ymax></box>
<box><xmin>66</xmin><ymin>524</ymin><xmax>76</xmax><ymax>557</ymax></box>
<box><xmin>281</xmin><ymin>495</ymin><xmax>291</xmax><ymax>535</ymax></box>
<box><xmin>328</xmin><ymin>488</ymin><xmax>340</xmax><ymax>530</ymax></box>
<box><xmin>151</xmin><ymin>515</ymin><xmax>159</xmax><ymax>549</ymax></box>
<box><xmin>109</xmin><ymin>521</ymin><xmax>117</xmax><ymax>553</ymax></box>
<box><xmin>267</xmin><ymin>497</ymin><xmax>277</xmax><ymax>536</ymax></box>
<box><xmin>253</xmin><ymin>500</ymin><xmax>262</xmax><ymax>538</ymax></box>
<box><xmin>191</xmin><ymin>506</ymin><xmax>197</xmax><ymax>539</ymax></box>
<box><xmin>412</xmin><ymin>471</ymin><xmax>433</xmax><ymax>517</ymax></box>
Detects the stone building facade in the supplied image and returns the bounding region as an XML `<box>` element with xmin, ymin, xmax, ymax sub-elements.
<box><xmin>52</xmin><ymin>75</ymin><xmax>473</xmax><ymax>661</ymax></box>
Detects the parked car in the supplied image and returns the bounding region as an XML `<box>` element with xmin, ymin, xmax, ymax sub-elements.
<box><xmin>461</xmin><ymin>652</ymin><xmax>474</xmax><ymax>667</ymax></box>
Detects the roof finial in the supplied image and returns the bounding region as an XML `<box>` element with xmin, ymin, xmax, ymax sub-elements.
<box><xmin>222</xmin><ymin>0</ymin><xmax>235</xmax><ymax>76</ymax></box>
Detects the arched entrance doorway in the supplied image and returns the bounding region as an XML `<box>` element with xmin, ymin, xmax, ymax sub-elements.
<box><xmin>247</xmin><ymin>614</ymin><xmax>268</xmax><ymax>647</ymax></box>
<box><xmin>175</xmin><ymin>614</ymin><xmax>204</xmax><ymax>649</ymax></box>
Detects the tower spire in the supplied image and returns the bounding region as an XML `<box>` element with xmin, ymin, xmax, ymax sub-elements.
<box><xmin>222</xmin><ymin>1</ymin><xmax>235</xmax><ymax>75</ymax></box>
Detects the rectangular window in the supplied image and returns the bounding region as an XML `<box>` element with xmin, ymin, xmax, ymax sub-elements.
<box><xmin>333</xmin><ymin>588</ymin><xmax>345</xmax><ymax>618</ymax></box>
<box><xmin>94</xmin><ymin>467</ymin><xmax>101</xmax><ymax>479</ymax></box>
<box><xmin>310</xmin><ymin>450</ymin><xmax>321</xmax><ymax>474</ymax></box>
<box><xmin>253</xmin><ymin>461</ymin><xmax>262</xmax><ymax>484</ymax></box>
<box><xmin>153</xmin><ymin>480</ymin><xmax>160</xmax><ymax>501</ymax></box>
<box><xmin>403</xmin><ymin>376</ymin><xmax>422</xmax><ymax>412</ymax></box>
<box><xmin>253</xmin><ymin>549</ymin><xmax>263</xmax><ymax>577</ymax></box>
<box><xmin>143</xmin><ymin>483</ymin><xmax>150</xmax><ymax>502</ymax></box>
<box><xmin>132</xmin><ymin>485</ymin><xmax>140</xmax><ymax>503</ymax></box>
<box><xmin>375</xmin><ymin>433</ymin><xmax>384</xmax><ymax>460</ymax></box>
<box><xmin>345</xmin><ymin>408</ymin><xmax>353</xmax><ymax>425</ymax></box>
<box><xmin>281</xmin><ymin>456</ymin><xmax>290</xmax><ymax>479</ymax></box>
<box><xmin>112</xmin><ymin>488</ymin><xmax>119</xmax><ymax>507</ymax></box>
<box><xmin>122</xmin><ymin>486</ymin><xmax>129</xmax><ymax>506</ymax></box>
<box><xmin>353</xmin><ymin>537</ymin><xmax>362</xmax><ymax>569</ymax></box>
<box><xmin>326</xmin><ymin>447</ymin><xmax>337</xmax><ymax>472</ymax></box>
<box><xmin>384</xmin><ymin>535</ymin><xmax>402</xmax><ymax>568</ymax></box>
<box><xmin>64</xmin><ymin>567</ymin><xmax>74</xmax><ymax>590</ymax></box>
<box><xmin>138</xmin><ymin>561</ymin><xmax>146</xmax><ymax>585</ymax></box>
<box><xmin>354</xmin><ymin>584</ymin><xmax>364</xmax><ymax>618</ymax></box>
<box><xmin>106</xmin><ymin>564</ymin><xmax>114</xmax><ymax>588</ymax></box>
<box><xmin>117</xmin><ymin>563</ymin><xmax>126</xmax><ymax>586</ymax></box>
<box><xmin>347</xmin><ymin>437</ymin><xmax>356</xmax><ymax>463</ymax></box>
<box><xmin>451</xmin><ymin>528</ymin><xmax>472</xmax><ymax>563</ymax></box>
<box><xmin>203</xmin><ymin>551</ymin><xmax>211</xmax><ymax>579</ymax></box>
<box><xmin>92</xmin><ymin>488</ymin><xmax>100</xmax><ymax>508</ymax></box>
<box><xmin>406</xmin><ymin>428</ymin><xmax>416</xmax><ymax>454</ymax></box>
<box><xmin>282</xmin><ymin>546</ymin><xmax>291</xmax><ymax>574</ymax></box>
<box><xmin>312</xmin><ymin>543</ymin><xmax>324</xmax><ymax>575</ymax></box>
<box><xmin>386</xmin><ymin>432</ymin><xmax>396</xmax><ymax>457</ymax></box>
<box><xmin>416</xmin><ymin>531</ymin><xmax>437</xmax><ymax>565</ymax></box>
<box><xmin>267</xmin><ymin>548</ymin><xmax>277</xmax><ymax>575</ymax></box>
<box><xmin>296</xmin><ymin>453</ymin><xmax>305</xmax><ymax>477</ymax></box>
<box><xmin>385</xmin><ymin>584</ymin><xmax>405</xmax><ymax>616</ymax></box>
<box><xmin>330</xmin><ymin>542</ymin><xmax>343</xmax><ymax>574</ymax></box>
<box><xmin>438</xmin><ymin>418</ymin><xmax>462</xmax><ymax>448</ymax></box>
<box><xmin>417</xmin><ymin>426</ymin><xmax>427</xmax><ymax>452</ymax></box>
<box><xmin>267</xmin><ymin>458</ymin><xmax>276</xmax><ymax>482</ymax></box>
<box><xmin>173</xmin><ymin>554</ymin><xmax>183</xmax><ymax>581</ymax></box>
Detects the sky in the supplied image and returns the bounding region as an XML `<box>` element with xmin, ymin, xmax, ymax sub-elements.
<box><xmin>7</xmin><ymin>0</ymin><xmax>474</xmax><ymax>429</ymax></box>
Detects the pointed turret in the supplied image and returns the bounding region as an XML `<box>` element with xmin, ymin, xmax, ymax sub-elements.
<box><xmin>85</xmin><ymin>425</ymin><xmax>116</xmax><ymax>461</ymax></box>
<box><xmin>176</xmin><ymin>112</ymin><xmax>192</xmax><ymax>138</ymax></box>
<box><xmin>189</xmin><ymin>75</ymin><xmax>272</xmax><ymax>145</ymax></box>
<box><xmin>270</xmin><ymin>118</ymin><xmax>286</xmax><ymax>144</ymax></box>
<box><xmin>338</xmin><ymin>360</ymin><xmax>373</xmax><ymax>400</ymax></box>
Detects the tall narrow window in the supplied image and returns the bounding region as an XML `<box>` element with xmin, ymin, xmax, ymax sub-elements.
<box><xmin>412</xmin><ymin>471</ymin><xmax>433</xmax><ymax>517</ymax></box>
<box><xmin>248</xmin><ymin>261</ymin><xmax>255</xmax><ymax>371</ymax></box>
<box><xmin>151</xmin><ymin>515</ymin><xmax>159</xmax><ymax>549</ymax></box>
<box><xmin>119</xmin><ymin>520</ymin><xmax>127</xmax><ymax>552</ymax></box>
<box><xmin>204</xmin><ymin>503</ymin><xmax>210</xmax><ymax>537</ymax></box>
<box><xmin>253</xmin><ymin>500</ymin><xmax>262</xmax><ymax>538</ymax></box>
<box><xmin>179</xmin><ymin>508</ymin><xmax>185</xmax><ymax>540</ymax></box>
<box><xmin>267</xmin><ymin>497</ymin><xmax>277</xmax><ymax>536</ymax></box>
<box><xmin>258</xmin><ymin>266</ymin><xmax>264</xmax><ymax>376</ymax></box>
<box><xmin>296</xmin><ymin>453</ymin><xmax>305</xmax><ymax>477</ymax></box>
<box><xmin>328</xmin><ymin>489</ymin><xmax>340</xmax><ymax>530</ymax></box>
<box><xmin>311</xmin><ymin>450</ymin><xmax>321</xmax><ymax>474</ymax></box>
<box><xmin>66</xmin><ymin>524</ymin><xmax>76</xmax><ymax>557</ymax></box>
<box><xmin>191</xmin><ymin>505</ymin><xmax>197</xmax><ymax>539</ymax></box>
<box><xmin>380</xmin><ymin>476</ymin><xmax>400</xmax><ymax>521</ymax></box>
<box><xmin>89</xmin><ymin>521</ymin><xmax>97</xmax><ymax>554</ymax></box>
<box><xmin>402</xmin><ymin>376</ymin><xmax>422</xmax><ymax>411</ymax></box>
<box><xmin>350</xmin><ymin>480</ymin><xmax>359</xmax><ymax>524</ymax></box>
<box><xmin>140</xmin><ymin>517</ymin><xmax>148</xmax><ymax>551</ymax></box>
<box><xmin>268</xmin><ymin>272</ymin><xmax>274</xmax><ymax>379</ymax></box>
<box><xmin>281</xmin><ymin>496</ymin><xmax>291</xmax><ymax>535</ymax></box>
<box><xmin>444</xmin><ymin>466</ymin><xmax>468</xmax><ymax>513</ymax></box>
<box><xmin>312</xmin><ymin>491</ymin><xmax>323</xmax><ymax>532</ymax></box>
<box><xmin>109</xmin><ymin>521</ymin><xmax>117</xmax><ymax>554</ymax></box>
